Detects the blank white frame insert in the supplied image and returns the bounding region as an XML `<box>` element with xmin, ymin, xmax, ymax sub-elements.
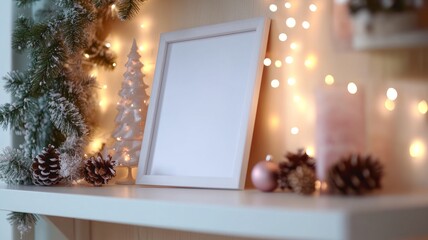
<box><xmin>136</xmin><ymin>17</ymin><xmax>270</xmax><ymax>189</ymax></box>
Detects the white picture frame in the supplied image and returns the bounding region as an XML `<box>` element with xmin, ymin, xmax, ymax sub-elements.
<box><xmin>136</xmin><ymin>17</ymin><xmax>270</xmax><ymax>189</ymax></box>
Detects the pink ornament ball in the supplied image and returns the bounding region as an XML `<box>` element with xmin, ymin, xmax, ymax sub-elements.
<box><xmin>251</xmin><ymin>160</ymin><xmax>280</xmax><ymax>192</ymax></box>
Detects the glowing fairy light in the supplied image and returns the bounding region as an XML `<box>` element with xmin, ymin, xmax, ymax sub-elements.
<box><xmin>269</xmin><ymin>4</ymin><xmax>278</xmax><ymax>12</ymax></box>
<box><xmin>325</xmin><ymin>75</ymin><xmax>335</xmax><ymax>85</ymax></box>
<box><xmin>302</xmin><ymin>21</ymin><xmax>311</xmax><ymax>29</ymax></box>
<box><xmin>105</xmin><ymin>42</ymin><xmax>111</xmax><ymax>48</ymax></box>
<box><xmin>286</xmin><ymin>17</ymin><xmax>296</xmax><ymax>28</ymax></box>
<box><xmin>386</xmin><ymin>88</ymin><xmax>398</xmax><ymax>101</ymax></box>
<box><xmin>263</xmin><ymin>58</ymin><xmax>272</xmax><ymax>66</ymax></box>
<box><xmin>287</xmin><ymin>77</ymin><xmax>296</xmax><ymax>86</ymax></box>
<box><xmin>275</xmin><ymin>60</ymin><xmax>282</xmax><ymax>68</ymax></box>
<box><xmin>291</xmin><ymin>127</ymin><xmax>299</xmax><ymax>135</ymax></box>
<box><xmin>271</xmin><ymin>79</ymin><xmax>280</xmax><ymax>88</ymax></box>
<box><xmin>309</xmin><ymin>4</ymin><xmax>318</xmax><ymax>12</ymax></box>
<box><xmin>285</xmin><ymin>56</ymin><xmax>294</xmax><ymax>64</ymax></box>
<box><xmin>418</xmin><ymin>100</ymin><xmax>427</xmax><ymax>114</ymax></box>
<box><xmin>347</xmin><ymin>82</ymin><xmax>358</xmax><ymax>94</ymax></box>
<box><xmin>284</xmin><ymin>2</ymin><xmax>292</xmax><ymax>9</ymax></box>
<box><xmin>384</xmin><ymin>99</ymin><xmax>395</xmax><ymax>111</ymax></box>
<box><xmin>278</xmin><ymin>33</ymin><xmax>288</xmax><ymax>42</ymax></box>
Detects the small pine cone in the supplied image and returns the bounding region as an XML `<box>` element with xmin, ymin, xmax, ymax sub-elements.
<box><xmin>278</xmin><ymin>149</ymin><xmax>316</xmax><ymax>190</ymax></box>
<box><xmin>287</xmin><ymin>166</ymin><xmax>316</xmax><ymax>195</ymax></box>
<box><xmin>32</xmin><ymin>145</ymin><xmax>61</xmax><ymax>186</ymax></box>
<box><xmin>328</xmin><ymin>154</ymin><xmax>383</xmax><ymax>195</ymax></box>
<box><xmin>84</xmin><ymin>153</ymin><xmax>116</xmax><ymax>186</ymax></box>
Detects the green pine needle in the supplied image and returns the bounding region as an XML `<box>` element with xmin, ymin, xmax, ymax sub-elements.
<box><xmin>7</xmin><ymin>212</ymin><xmax>39</xmax><ymax>237</ymax></box>
<box><xmin>0</xmin><ymin>147</ymin><xmax>32</xmax><ymax>185</ymax></box>
<box><xmin>116</xmin><ymin>0</ymin><xmax>147</xmax><ymax>21</ymax></box>
<box><xmin>48</xmin><ymin>93</ymin><xmax>89</xmax><ymax>138</ymax></box>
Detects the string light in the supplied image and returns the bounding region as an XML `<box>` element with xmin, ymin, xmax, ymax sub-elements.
<box><xmin>112</xmin><ymin>62</ymin><xmax>117</xmax><ymax>67</ymax></box>
<box><xmin>287</xmin><ymin>77</ymin><xmax>296</xmax><ymax>86</ymax></box>
<box><xmin>263</xmin><ymin>58</ymin><xmax>272</xmax><ymax>66</ymax></box>
<box><xmin>111</xmin><ymin>4</ymin><xmax>116</xmax><ymax>10</ymax></box>
<box><xmin>278</xmin><ymin>33</ymin><xmax>288</xmax><ymax>42</ymax></box>
<box><xmin>103</xmin><ymin>84</ymin><xmax>108</xmax><ymax>89</ymax></box>
<box><xmin>384</xmin><ymin>99</ymin><xmax>395</xmax><ymax>111</ymax></box>
<box><xmin>309</xmin><ymin>4</ymin><xmax>318</xmax><ymax>12</ymax></box>
<box><xmin>269</xmin><ymin>4</ymin><xmax>278</xmax><ymax>12</ymax></box>
<box><xmin>139</xmin><ymin>46</ymin><xmax>145</xmax><ymax>51</ymax></box>
<box><xmin>271</xmin><ymin>79</ymin><xmax>280</xmax><ymax>88</ymax></box>
<box><xmin>290</xmin><ymin>42</ymin><xmax>298</xmax><ymax>50</ymax></box>
<box><xmin>418</xmin><ymin>100</ymin><xmax>427</xmax><ymax>114</ymax></box>
<box><xmin>84</xmin><ymin>53</ymin><xmax>90</xmax><ymax>59</ymax></box>
<box><xmin>306</xmin><ymin>146</ymin><xmax>315</xmax><ymax>157</ymax></box>
<box><xmin>302</xmin><ymin>21</ymin><xmax>311</xmax><ymax>29</ymax></box>
<box><xmin>410</xmin><ymin>140</ymin><xmax>425</xmax><ymax>158</ymax></box>
<box><xmin>286</xmin><ymin>17</ymin><xmax>296</xmax><ymax>28</ymax></box>
<box><xmin>386</xmin><ymin>88</ymin><xmax>398</xmax><ymax>101</ymax></box>
<box><xmin>275</xmin><ymin>60</ymin><xmax>282</xmax><ymax>68</ymax></box>
<box><xmin>284</xmin><ymin>2</ymin><xmax>292</xmax><ymax>9</ymax></box>
<box><xmin>285</xmin><ymin>56</ymin><xmax>294</xmax><ymax>64</ymax></box>
<box><xmin>105</xmin><ymin>42</ymin><xmax>111</xmax><ymax>48</ymax></box>
<box><xmin>347</xmin><ymin>82</ymin><xmax>358</xmax><ymax>94</ymax></box>
<box><xmin>304</xmin><ymin>55</ymin><xmax>317</xmax><ymax>69</ymax></box>
<box><xmin>325</xmin><ymin>75</ymin><xmax>335</xmax><ymax>85</ymax></box>
<box><xmin>291</xmin><ymin>127</ymin><xmax>299</xmax><ymax>135</ymax></box>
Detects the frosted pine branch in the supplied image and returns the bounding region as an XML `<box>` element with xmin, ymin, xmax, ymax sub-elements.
<box><xmin>0</xmin><ymin>147</ymin><xmax>32</xmax><ymax>185</ymax></box>
<box><xmin>48</xmin><ymin>93</ymin><xmax>89</xmax><ymax>138</ymax></box>
<box><xmin>7</xmin><ymin>212</ymin><xmax>39</xmax><ymax>238</ymax></box>
<box><xmin>116</xmin><ymin>0</ymin><xmax>147</xmax><ymax>20</ymax></box>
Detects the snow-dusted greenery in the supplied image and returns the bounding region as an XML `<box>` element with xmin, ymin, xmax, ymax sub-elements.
<box><xmin>0</xmin><ymin>0</ymin><xmax>146</xmax><ymax>235</ymax></box>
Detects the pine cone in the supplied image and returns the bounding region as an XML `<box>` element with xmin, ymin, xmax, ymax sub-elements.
<box><xmin>84</xmin><ymin>153</ymin><xmax>116</xmax><ymax>186</ymax></box>
<box><xmin>287</xmin><ymin>166</ymin><xmax>316</xmax><ymax>195</ymax></box>
<box><xmin>278</xmin><ymin>149</ymin><xmax>316</xmax><ymax>190</ymax></box>
<box><xmin>31</xmin><ymin>145</ymin><xmax>61</xmax><ymax>186</ymax></box>
<box><xmin>328</xmin><ymin>154</ymin><xmax>383</xmax><ymax>195</ymax></box>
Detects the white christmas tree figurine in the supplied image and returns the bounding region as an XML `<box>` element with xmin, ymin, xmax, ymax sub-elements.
<box><xmin>112</xmin><ymin>39</ymin><xmax>149</xmax><ymax>184</ymax></box>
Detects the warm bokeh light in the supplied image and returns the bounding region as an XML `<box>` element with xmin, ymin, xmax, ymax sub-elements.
<box><xmin>347</xmin><ymin>82</ymin><xmax>358</xmax><ymax>94</ymax></box>
<box><xmin>105</xmin><ymin>42</ymin><xmax>111</xmax><ymax>48</ymax></box>
<box><xmin>325</xmin><ymin>75</ymin><xmax>334</xmax><ymax>85</ymax></box>
<box><xmin>287</xmin><ymin>77</ymin><xmax>296</xmax><ymax>86</ymax></box>
<box><xmin>271</xmin><ymin>79</ymin><xmax>280</xmax><ymax>88</ymax></box>
<box><xmin>88</xmin><ymin>138</ymin><xmax>103</xmax><ymax>153</ymax></box>
<box><xmin>275</xmin><ymin>60</ymin><xmax>282</xmax><ymax>68</ymax></box>
<box><xmin>306</xmin><ymin>146</ymin><xmax>315</xmax><ymax>157</ymax></box>
<box><xmin>386</xmin><ymin>88</ymin><xmax>398</xmax><ymax>101</ymax></box>
<box><xmin>269</xmin><ymin>115</ymin><xmax>280</xmax><ymax>130</ymax></box>
<box><xmin>290</xmin><ymin>42</ymin><xmax>298</xmax><ymax>50</ymax></box>
<box><xmin>384</xmin><ymin>99</ymin><xmax>395</xmax><ymax>111</ymax></box>
<box><xmin>302</xmin><ymin>21</ymin><xmax>310</xmax><ymax>29</ymax></box>
<box><xmin>418</xmin><ymin>100</ymin><xmax>427</xmax><ymax>114</ymax></box>
<box><xmin>291</xmin><ymin>127</ymin><xmax>299</xmax><ymax>135</ymax></box>
<box><xmin>286</xmin><ymin>17</ymin><xmax>297</xmax><ymax>28</ymax></box>
<box><xmin>279</xmin><ymin>33</ymin><xmax>288</xmax><ymax>42</ymax></box>
<box><xmin>309</xmin><ymin>4</ymin><xmax>318</xmax><ymax>12</ymax></box>
<box><xmin>293</xmin><ymin>95</ymin><xmax>301</xmax><ymax>103</ymax></box>
<box><xmin>269</xmin><ymin>4</ymin><xmax>278</xmax><ymax>12</ymax></box>
<box><xmin>284</xmin><ymin>2</ymin><xmax>292</xmax><ymax>9</ymax></box>
<box><xmin>285</xmin><ymin>56</ymin><xmax>294</xmax><ymax>64</ymax></box>
<box><xmin>304</xmin><ymin>55</ymin><xmax>317</xmax><ymax>69</ymax></box>
<box><xmin>410</xmin><ymin>140</ymin><xmax>425</xmax><ymax>158</ymax></box>
<box><xmin>263</xmin><ymin>58</ymin><xmax>272</xmax><ymax>66</ymax></box>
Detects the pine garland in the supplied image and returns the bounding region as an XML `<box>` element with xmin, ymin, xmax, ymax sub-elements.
<box><xmin>0</xmin><ymin>0</ymin><xmax>147</xmax><ymax>235</ymax></box>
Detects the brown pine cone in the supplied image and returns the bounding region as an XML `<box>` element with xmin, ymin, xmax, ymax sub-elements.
<box><xmin>328</xmin><ymin>154</ymin><xmax>383</xmax><ymax>195</ymax></box>
<box><xmin>84</xmin><ymin>153</ymin><xmax>116</xmax><ymax>186</ymax></box>
<box><xmin>278</xmin><ymin>149</ymin><xmax>316</xmax><ymax>190</ymax></box>
<box><xmin>287</xmin><ymin>165</ymin><xmax>316</xmax><ymax>195</ymax></box>
<box><xmin>32</xmin><ymin>145</ymin><xmax>61</xmax><ymax>186</ymax></box>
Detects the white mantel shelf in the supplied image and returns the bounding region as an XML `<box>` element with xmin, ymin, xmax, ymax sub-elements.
<box><xmin>1</xmin><ymin>184</ymin><xmax>428</xmax><ymax>240</ymax></box>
